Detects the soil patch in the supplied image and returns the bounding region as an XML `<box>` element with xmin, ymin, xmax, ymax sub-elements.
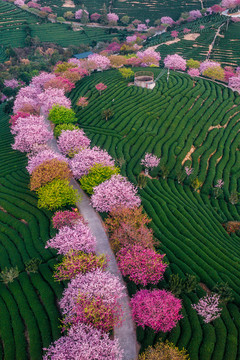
<box><xmin>182</xmin><ymin>145</ymin><xmax>195</xmax><ymax>165</ymax></box>
<box><xmin>62</xmin><ymin>0</ymin><xmax>75</xmax><ymax>8</ymax></box>
<box><xmin>183</xmin><ymin>33</ymin><xmax>200</xmax><ymax>41</ymax></box>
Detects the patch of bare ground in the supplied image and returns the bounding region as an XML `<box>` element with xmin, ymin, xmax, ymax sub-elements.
<box><xmin>182</xmin><ymin>145</ymin><xmax>195</xmax><ymax>165</ymax></box>
<box><xmin>183</xmin><ymin>33</ymin><xmax>200</xmax><ymax>40</ymax></box>
<box><xmin>20</xmin><ymin>219</ymin><xmax>28</xmax><ymax>225</ymax></box>
<box><xmin>0</xmin><ymin>206</ymin><xmax>7</xmax><ymax>213</ymax></box>
<box><xmin>216</xmin><ymin>156</ymin><xmax>222</xmax><ymax>163</ymax></box>
<box><xmin>140</xmin><ymin>170</ymin><xmax>158</xmax><ymax>179</ymax></box>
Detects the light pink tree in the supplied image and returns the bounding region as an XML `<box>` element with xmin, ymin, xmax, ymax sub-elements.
<box><xmin>136</xmin><ymin>49</ymin><xmax>161</xmax><ymax>67</ymax></box>
<box><xmin>164</xmin><ymin>54</ymin><xmax>187</xmax><ymax>71</ymax></box>
<box><xmin>130</xmin><ymin>289</ymin><xmax>183</xmax><ymax>332</ymax></box>
<box><xmin>77</xmin><ymin>97</ymin><xmax>89</xmax><ymax>108</ymax></box>
<box><xmin>183</xmin><ymin>28</ymin><xmax>191</xmax><ymax>33</ymax></box>
<box><xmin>70</xmin><ymin>146</ymin><xmax>115</xmax><ymax>179</ymax></box>
<box><xmin>137</xmin><ymin>23</ymin><xmax>148</xmax><ymax>31</ymax></box>
<box><xmin>88</xmin><ymin>54</ymin><xmax>110</xmax><ymax>70</ymax></box>
<box><xmin>161</xmin><ymin>16</ymin><xmax>175</xmax><ymax>25</ymax></box>
<box><xmin>30</xmin><ymin>72</ymin><xmax>56</xmax><ymax>91</ymax></box>
<box><xmin>4</xmin><ymin>79</ymin><xmax>19</xmax><ymax>89</ymax></box>
<box><xmin>228</xmin><ymin>75</ymin><xmax>240</xmax><ymax>93</ymax></box>
<box><xmin>107</xmin><ymin>13</ymin><xmax>119</xmax><ymax>24</ymax></box>
<box><xmin>13</xmin><ymin>86</ymin><xmax>41</xmax><ymax>114</ymax></box>
<box><xmin>189</xmin><ymin>10</ymin><xmax>202</xmax><ymax>19</ymax></box>
<box><xmin>199</xmin><ymin>60</ymin><xmax>221</xmax><ymax>74</ymax></box>
<box><xmin>38</xmin><ymin>88</ymin><xmax>71</xmax><ymax>115</ymax></box>
<box><xmin>91</xmin><ymin>174</ymin><xmax>141</xmax><ymax>212</ymax></box>
<box><xmin>95</xmin><ymin>83</ymin><xmax>107</xmax><ymax>95</ymax></box>
<box><xmin>57</xmin><ymin>129</ymin><xmax>91</xmax><ymax>155</ymax></box>
<box><xmin>26</xmin><ymin>149</ymin><xmax>67</xmax><ymax>174</ymax></box>
<box><xmin>141</xmin><ymin>153</ymin><xmax>160</xmax><ymax>175</ymax></box>
<box><xmin>45</xmin><ymin>221</ymin><xmax>96</xmax><ymax>255</ymax></box>
<box><xmin>188</xmin><ymin>68</ymin><xmax>200</xmax><ymax>78</ymax></box>
<box><xmin>75</xmin><ymin>9</ymin><xmax>89</xmax><ymax>19</ymax></box>
<box><xmin>192</xmin><ymin>294</ymin><xmax>222</xmax><ymax>323</ymax></box>
<box><xmin>43</xmin><ymin>323</ymin><xmax>123</xmax><ymax>360</ymax></box>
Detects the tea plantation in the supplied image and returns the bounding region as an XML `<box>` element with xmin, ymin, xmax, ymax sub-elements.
<box><xmin>0</xmin><ymin>105</ymin><xmax>63</xmax><ymax>360</ymax></box>
<box><xmin>69</xmin><ymin>68</ymin><xmax>240</xmax><ymax>359</ymax></box>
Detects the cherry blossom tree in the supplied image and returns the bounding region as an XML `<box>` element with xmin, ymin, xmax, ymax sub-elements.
<box><xmin>13</xmin><ymin>86</ymin><xmax>41</xmax><ymax>114</ymax></box>
<box><xmin>26</xmin><ymin>149</ymin><xmax>67</xmax><ymax>174</ymax></box>
<box><xmin>130</xmin><ymin>289</ymin><xmax>183</xmax><ymax>332</ymax></box>
<box><xmin>161</xmin><ymin>16</ymin><xmax>175</xmax><ymax>25</ymax></box>
<box><xmin>43</xmin><ymin>323</ymin><xmax>123</xmax><ymax>360</ymax></box>
<box><xmin>192</xmin><ymin>294</ymin><xmax>222</xmax><ymax>323</ymax></box>
<box><xmin>30</xmin><ymin>72</ymin><xmax>56</xmax><ymax>91</ymax></box>
<box><xmin>164</xmin><ymin>54</ymin><xmax>187</xmax><ymax>71</ymax></box>
<box><xmin>57</xmin><ymin>129</ymin><xmax>91</xmax><ymax>156</ymax></box>
<box><xmin>88</xmin><ymin>54</ymin><xmax>110</xmax><ymax>70</ymax></box>
<box><xmin>183</xmin><ymin>28</ymin><xmax>191</xmax><ymax>34</ymax></box>
<box><xmin>95</xmin><ymin>83</ymin><xmax>107</xmax><ymax>95</ymax></box>
<box><xmin>189</xmin><ymin>10</ymin><xmax>202</xmax><ymax>19</ymax></box>
<box><xmin>75</xmin><ymin>9</ymin><xmax>89</xmax><ymax>20</ymax></box>
<box><xmin>52</xmin><ymin>210</ymin><xmax>83</xmax><ymax>229</ymax></box>
<box><xmin>44</xmin><ymin>77</ymin><xmax>75</xmax><ymax>93</ymax></box>
<box><xmin>116</xmin><ymin>245</ymin><xmax>167</xmax><ymax>286</ymax></box>
<box><xmin>141</xmin><ymin>153</ymin><xmax>161</xmax><ymax>175</ymax></box>
<box><xmin>228</xmin><ymin>75</ymin><xmax>240</xmax><ymax>93</ymax></box>
<box><xmin>46</xmin><ymin>221</ymin><xmax>96</xmax><ymax>255</ymax></box>
<box><xmin>171</xmin><ymin>30</ymin><xmax>179</xmax><ymax>38</ymax></box>
<box><xmin>14</xmin><ymin>0</ymin><xmax>25</xmax><ymax>6</ymax></box>
<box><xmin>137</xmin><ymin>23</ymin><xmax>148</xmax><ymax>31</ymax></box>
<box><xmin>199</xmin><ymin>60</ymin><xmax>221</xmax><ymax>74</ymax></box>
<box><xmin>38</xmin><ymin>88</ymin><xmax>71</xmax><ymax>115</ymax></box>
<box><xmin>90</xmin><ymin>13</ymin><xmax>101</xmax><ymax>22</ymax></box>
<box><xmin>70</xmin><ymin>146</ymin><xmax>115</xmax><ymax>179</ymax></box>
<box><xmin>126</xmin><ymin>35</ymin><xmax>137</xmax><ymax>43</ymax></box>
<box><xmin>91</xmin><ymin>174</ymin><xmax>141</xmax><ymax>212</ymax></box>
<box><xmin>4</xmin><ymin>79</ymin><xmax>19</xmax><ymax>89</ymax></box>
<box><xmin>187</xmin><ymin>68</ymin><xmax>200</xmax><ymax>78</ymax></box>
<box><xmin>77</xmin><ymin>97</ymin><xmax>89</xmax><ymax>108</ymax></box>
<box><xmin>136</xmin><ymin>49</ymin><xmax>161</xmax><ymax>67</ymax></box>
<box><xmin>107</xmin><ymin>13</ymin><xmax>119</xmax><ymax>24</ymax></box>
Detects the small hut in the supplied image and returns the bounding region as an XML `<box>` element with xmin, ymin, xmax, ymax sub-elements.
<box><xmin>134</xmin><ymin>71</ymin><xmax>155</xmax><ymax>89</ymax></box>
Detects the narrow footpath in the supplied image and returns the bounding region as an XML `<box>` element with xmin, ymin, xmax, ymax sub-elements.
<box><xmin>43</xmin><ymin>114</ymin><xmax>139</xmax><ymax>360</ymax></box>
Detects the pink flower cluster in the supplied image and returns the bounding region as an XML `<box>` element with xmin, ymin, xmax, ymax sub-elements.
<box><xmin>14</xmin><ymin>0</ymin><xmax>25</xmax><ymax>6</ymax></box>
<box><xmin>45</xmin><ymin>221</ymin><xmax>96</xmax><ymax>255</ymax></box>
<box><xmin>26</xmin><ymin>149</ymin><xmax>67</xmax><ymax>174</ymax></box>
<box><xmin>75</xmin><ymin>9</ymin><xmax>89</xmax><ymax>20</ymax></box>
<box><xmin>88</xmin><ymin>54</ymin><xmax>110</xmax><ymax>70</ymax></box>
<box><xmin>38</xmin><ymin>88</ymin><xmax>72</xmax><ymax>115</ymax></box>
<box><xmin>117</xmin><ymin>245</ymin><xmax>167</xmax><ymax>286</ymax></box>
<box><xmin>90</xmin><ymin>13</ymin><xmax>101</xmax><ymax>22</ymax></box>
<box><xmin>229</xmin><ymin>75</ymin><xmax>240</xmax><ymax>93</ymax></box>
<box><xmin>161</xmin><ymin>16</ymin><xmax>175</xmax><ymax>25</ymax></box>
<box><xmin>43</xmin><ymin>323</ymin><xmax>123</xmax><ymax>360</ymax></box>
<box><xmin>199</xmin><ymin>60</ymin><xmax>221</xmax><ymax>74</ymax></box>
<box><xmin>192</xmin><ymin>294</ymin><xmax>222</xmax><ymax>323</ymax></box>
<box><xmin>136</xmin><ymin>49</ymin><xmax>161</xmax><ymax>66</ymax></box>
<box><xmin>70</xmin><ymin>146</ymin><xmax>115</xmax><ymax>179</ymax></box>
<box><xmin>130</xmin><ymin>289</ymin><xmax>183</xmax><ymax>332</ymax></box>
<box><xmin>31</xmin><ymin>72</ymin><xmax>56</xmax><ymax>91</ymax></box>
<box><xmin>189</xmin><ymin>10</ymin><xmax>202</xmax><ymax>19</ymax></box>
<box><xmin>188</xmin><ymin>68</ymin><xmax>200</xmax><ymax>77</ymax></box>
<box><xmin>57</xmin><ymin>129</ymin><xmax>91</xmax><ymax>155</ymax></box>
<box><xmin>107</xmin><ymin>13</ymin><xmax>119</xmax><ymax>23</ymax></box>
<box><xmin>91</xmin><ymin>174</ymin><xmax>141</xmax><ymax>212</ymax></box>
<box><xmin>13</xmin><ymin>86</ymin><xmax>41</xmax><ymax>114</ymax></box>
<box><xmin>141</xmin><ymin>153</ymin><xmax>160</xmax><ymax>170</ymax></box>
<box><xmin>4</xmin><ymin>79</ymin><xmax>19</xmax><ymax>89</ymax></box>
<box><xmin>164</xmin><ymin>54</ymin><xmax>187</xmax><ymax>71</ymax></box>
<box><xmin>52</xmin><ymin>210</ymin><xmax>83</xmax><ymax>229</ymax></box>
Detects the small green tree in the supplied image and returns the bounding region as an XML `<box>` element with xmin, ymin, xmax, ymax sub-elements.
<box><xmin>191</xmin><ymin>178</ymin><xmax>202</xmax><ymax>191</ymax></box>
<box><xmin>101</xmin><ymin>108</ymin><xmax>114</xmax><ymax>121</ymax></box>
<box><xmin>121</xmin><ymin>15</ymin><xmax>130</xmax><ymax>25</ymax></box>
<box><xmin>48</xmin><ymin>105</ymin><xmax>77</xmax><ymax>125</ymax></box>
<box><xmin>37</xmin><ymin>179</ymin><xmax>80</xmax><ymax>211</ymax></box>
<box><xmin>25</xmin><ymin>258</ymin><xmax>42</xmax><ymax>274</ymax></box>
<box><xmin>186</xmin><ymin>58</ymin><xmax>200</xmax><ymax>69</ymax></box>
<box><xmin>229</xmin><ymin>191</ymin><xmax>239</xmax><ymax>205</ymax></box>
<box><xmin>203</xmin><ymin>66</ymin><xmax>225</xmax><ymax>81</ymax></box>
<box><xmin>64</xmin><ymin>11</ymin><xmax>74</xmax><ymax>20</ymax></box>
<box><xmin>213</xmin><ymin>282</ymin><xmax>234</xmax><ymax>304</ymax></box>
<box><xmin>159</xmin><ymin>164</ymin><xmax>169</xmax><ymax>179</ymax></box>
<box><xmin>183</xmin><ymin>274</ymin><xmax>198</xmax><ymax>293</ymax></box>
<box><xmin>119</xmin><ymin>67</ymin><xmax>134</xmax><ymax>80</ymax></box>
<box><xmin>0</xmin><ymin>267</ymin><xmax>19</xmax><ymax>285</ymax></box>
<box><xmin>79</xmin><ymin>164</ymin><xmax>120</xmax><ymax>194</ymax></box>
<box><xmin>54</xmin><ymin>123</ymin><xmax>78</xmax><ymax>137</ymax></box>
<box><xmin>81</xmin><ymin>5</ymin><xmax>89</xmax><ymax>24</ymax></box>
<box><xmin>137</xmin><ymin>174</ymin><xmax>147</xmax><ymax>189</ymax></box>
<box><xmin>168</xmin><ymin>273</ymin><xmax>184</xmax><ymax>297</ymax></box>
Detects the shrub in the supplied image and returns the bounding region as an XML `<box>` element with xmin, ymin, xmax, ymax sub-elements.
<box><xmin>57</xmin><ymin>129</ymin><xmax>91</xmax><ymax>156</ymax></box>
<box><xmin>54</xmin><ymin>251</ymin><xmax>108</xmax><ymax>281</ymax></box>
<box><xmin>186</xmin><ymin>58</ymin><xmax>200</xmax><ymax>69</ymax></box>
<box><xmin>91</xmin><ymin>175</ymin><xmax>141</xmax><ymax>212</ymax></box>
<box><xmin>141</xmin><ymin>153</ymin><xmax>160</xmax><ymax>174</ymax></box>
<box><xmin>54</xmin><ymin>123</ymin><xmax>78</xmax><ymax>137</ymax></box>
<box><xmin>138</xmin><ymin>340</ymin><xmax>189</xmax><ymax>360</ymax></box>
<box><xmin>137</xmin><ymin>174</ymin><xmax>147</xmax><ymax>189</ymax></box>
<box><xmin>116</xmin><ymin>245</ymin><xmax>167</xmax><ymax>286</ymax></box>
<box><xmin>79</xmin><ymin>164</ymin><xmax>120</xmax><ymax>194</ymax></box>
<box><xmin>25</xmin><ymin>258</ymin><xmax>42</xmax><ymax>274</ymax></box>
<box><xmin>212</xmin><ymin>282</ymin><xmax>234</xmax><ymax>304</ymax></box>
<box><xmin>46</xmin><ymin>221</ymin><xmax>96</xmax><ymax>255</ymax></box>
<box><xmin>52</xmin><ymin>210</ymin><xmax>83</xmax><ymax>229</ymax></box>
<box><xmin>0</xmin><ymin>267</ymin><xmax>19</xmax><ymax>285</ymax></box>
<box><xmin>48</xmin><ymin>105</ymin><xmax>77</xmax><ymax>125</ymax></box>
<box><xmin>118</xmin><ymin>67</ymin><xmax>134</xmax><ymax>79</ymax></box>
<box><xmin>130</xmin><ymin>289</ymin><xmax>183</xmax><ymax>332</ymax></box>
<box><xmin>42</xmin><ymin>323</ymin><xmax>123</xmax><ymax>360</ymax></box>
<box><xmin>37</xmin><ymin>179</ymin><xmax>79</xmax><ymax>211</ymax></box>
<box><xmin>30</xmin><ymin>159</ymin><xmax>72</xmax><ymax>191</ymax></box>
<box><xmin>70</xmin><ymin>146</ymin><xmax>115</xmax><ymax>179</ymax></box>
<box><xmin>203</xmin><ymin>66</ymin><xmax>225</xmax><ymax>81</ymax></box>
<box><xmin>101</xmin><ymin>108</ymin><xmax>114</xmax><ymax>121</ymax></box>
<box><xmin>104</xmin><ymin>206</ymin><xmax>155</xmax><ymax>253</ymax></box>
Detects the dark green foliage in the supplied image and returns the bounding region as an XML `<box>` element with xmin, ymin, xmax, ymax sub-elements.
<box><xmin>25</xmin><ymin>258</ymin><xmax>42</xmax><ymax>274</ymax></box>
<box><xmin>137</xmin><ymin>174</ymin><xmax>147</xmax><ymax>189</ymax></box>
<box><xmin>213</xmin><ymin>283</ymin><xmax>234</xmax><ymax>305</ymax></box>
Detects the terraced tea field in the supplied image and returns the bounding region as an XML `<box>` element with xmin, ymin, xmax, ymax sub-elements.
<box><xmin>0</xmin><ymin>105</ymin><xmax>63</xmax><ymax>360</ymax></box>
<box><xmin>69</xmin><ymin>69</ymin><xmax>240</xmax><ymax>359</ymax></box>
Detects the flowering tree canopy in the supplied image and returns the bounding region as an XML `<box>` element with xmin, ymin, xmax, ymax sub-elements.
<box><xmin>30</xmin><ymin>72</ymin><xmax>56</xmax><ymax>91</ymax></box>
<box><xmin>164</xmin><ymin>54</ymin><xmax>186</xmax><ymax>71</ymax></box>
<box><xmin>38</xmin><ymin>87</ymin><xmax>71</xmax><ymax>115</ymax></box>
<box><xmin>130</xmin><ymin>289</ymin><xmax>183</xmax><ymax>332</ymax></box>
<box><xmin>188</xmin><ymin>68</ymin><xmax>200</xmax><ymax>77</ymax></box>
<box><xmin>4</xmin><ymin>79</ymin><xmax>19</xmax><ymax>89</ymax></box>
<box><xmin>141</xmin><ymin>153</ymin><xmax>160</xmax><ymax>171</ymax></box>
<box><xmin>75</xmin><ymin>9</ymin><xmax>89</xmax><ymax>19</ymax></box>
<box><xmin>171</xmin><ymin>30</ymin><xmax>179</xmax><ymax>38</ymax></box>
<box><xmin>228</xmin><ymin>76</ymin><xmax>240</xmax><ymax>93</ymax></box>
<box><xmin>88</xmin><ymin>54</ymin><xmax>110</xmax><ymax>70</ymax></box>
<box><xmin>199</xmin><ymin>60</ymin><xmax>221</xmax><ymax>74</ymax></box>
<box><xmin>46</xmin><ymin>221</ymin><xmax>96</xmax><ymax>255</ymax></box>
<box><xmin>43</xmin><ymin>323</ymin><xmax>123</xmax><ymax>360</ymax></box>
<box><xmin>91</xmin><ymin>174</ymin><xmax>141</xmax><ymax>212</ymax></box>
<box><xmin>192</xmin><ymin>294</ymin><xmax>222</xmax><ymax>323</ymax></box>
<box><xmin>117</xmin><ymin>245</ymin><xmax>167</xmax><ymax>286</ymax></box>
<box><xmin>52</xmin><ymin>210</ymin><xmax>83</xmax><ymax>229</ymax></box>
<box><xmin>95</xmin><ymin>83</ymin><xmax>108</xmax><ymax>94</ymax></box>
<box><xmin>90</xmin><ymin>13</ymin><xmax>101</xmax><ymax>22</ymax></box>
<box><xmin>70</xmin><ymin>146</ymin><xmax>114</xmax><ymax>179</ymax></box>
<box><xmin>107</xmin><ymin>13</ymin><xmax>119</xmax><ymax>23</ymax></box>
<box><xmin>26</xmin><ymin>149</ymin><xmax>67</xmax><ymax>174</ymax></box>
<box><xmin>57</xmin><ymin>129</ymin><xmax>91</xmax><ymax>156</ymax></box>
<box><xmin>136</xmin><ymin>49</ymin><xmax>161</xmax><ymax>67</ymax></box>
<box><xmin>161</xmin><ymin>16</ymin><xmax>174</xmax><ymax>25</ymax></box>
<box><xmin>189</xmin><ymin>10</ymin><xmax>202</xmax><ymax>19</ymax></box>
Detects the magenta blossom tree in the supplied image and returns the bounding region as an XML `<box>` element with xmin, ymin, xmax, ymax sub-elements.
<box><xmin>183</xmin><ymin>28</ymin><xmax>191</xmax><ymax>34</ymax></box>
<box><xmin>199</xmin><ymin>60</ymin><xmax>221</xmax><ymax>74</ymax></box>
<box><xmin>116</xmin><ymin>245</ymin><xmax>167</xmax><ymax>286</ymax></box>
<box><xmin>164</xmin><ymin>54</ymin><xmax>187</xmax><ymax>71</ymax></box>
<box><xmin>57</xmin><ymin>129</ymin><xmax>91</xmax><ymax>156</ymax></box>
<box><xmin>52</xmin><ymin>210</ymin><xmax>83</xmax><ymax>229</ymax></box>
<box><xmin>171</xmin><ymin>30</ymin><xmax>179</xmax><ymax>38</ymax></box>
<box><xmin>70</xmin><ymin>146</ymin><xmax>115</xmax><ymax>179</ymax></box>
<box><xmin>43</xmin><ymin>323</ymin><xmax>123</xmax><ymax>360</ymax></box>
<box><xmin>95</xmin><ymin>83</ymin><xmax>107</xmax><ymax>95</ymax></box>
<box><xmin>91</xmin><ymin>174</ymin><xmax>141</xmax><ymax>212</ymax></box>
<box><xmin>90</xmin><ymin>13</ymin><xmax>101</xmax><ymax>22</ymax></box>
<box><xmin>189</xmin><ymin>10</ymin><xmax>202</xmax><ymax>19</ymax></box>
<box><xmin>141</xmin><ymin>153</ymin><xmax>160</xmax><ymax>175</ymax></box>
<box><xmin>4</xmin><ymin>79</ymin><xmax>19</xmax><ymax>89</ymax></box>
<box><xmin>130</xmin><ymin>289</ymin><xmax>183</xmax><ymax>332</ymax></box>
<box><xmin>192</xmin><ymin>294</ymin><xmax>222</xmax><ymax>323</ymax></box>
<box><xmin>30</xmin><ymin>72</ymin><xmax>56</xmax><ymax>91</ymax></box>
<box><xmin>46</xmin><ymin>221</ymin><xmax>96</xmax><ymax>255</ymax></box>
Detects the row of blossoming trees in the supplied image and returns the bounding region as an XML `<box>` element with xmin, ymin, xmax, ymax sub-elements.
<box><xmin>9</xmin><ymin>51</ymin><xmax>226</xmax><ymax>358</ymax></box>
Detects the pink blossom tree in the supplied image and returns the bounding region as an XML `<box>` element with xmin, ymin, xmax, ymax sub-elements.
<box><xmin>88</xmin><ymin>54</ymin><xmax>110</xmax><ymax>70</ymax></box>
<box><xmin>192</xmin><ymin>294</ymin><xmax>222</xmax><ymax>323</ymax></box>
<box><xmin>137</xmin><ymin>23</ymin><xmax>148</xmax><ymax>31</ymax></box>
<box><xmin>4</xmin><ymin>79</ymin><xmax>19</xmax><ymax>89</ymax></box>
<box><xmin>107</xmin><ymin>13</ymin><xmax>119</xmax><ymax>24</ymax></box>
<box><xmin>52</xmin><ymin>210</ymin><xmax>83</xmax><ymax>229</ymax></box>
<box><xmin>189</xmin><ymin>10</ymin><xmax>202</xmax><ymax>19</ymax></box>
<box><xmin>130</xmin><ymin>289</ymin><xmax>183</xmax><ymax>332</ymax></box>
<box><xmin>44</xmin><ymin>77</ymin><xmax>75</xmax><ymax>93</ymax></box>
<box><xmin>126</xmin><ymin>35</ymin><xmax>137</xmax><ymax>43</ymax></box>
<box><xmin>26</xmin><ymin>149</ymin><xmax>67</xmax><ymax>174</ymax></box>
<box><xmin>127</xmin><ymin>57</ymin><xmax>142</xmax><ymax>67</ymax></box>
<box><xmin>164</xmin><ymin>54</ymin><xmax>187</xmax><ymax>71</ymax></box>
<box><xmin>9</xmin><ymin>111</ymin><xmax>30</xmax><ymax>128</ymax></box>
<box><xmin>45</xmin><ymin>221</ymin><xmax>96</xmax><ymax>255</ymax></box>
<box><xmin>77</xmin><ymin>96</ymin><xmax>89</xmax><ymax>108</ymax></box>
<box><xmin>43</xmin><ymin>323</ymin><xmax>123</xmax><ymax>360</ymax></box>
<box><xmin>70</xmin><ymin>146</ymin><xmax>115</xmax><ymax>179</ymax></box>
<box><xmin>161</xmin><ymin>16</ymin><xmax>175</xmax><ymax>25</ymax></box>
<box><xmin>57</xmin><ymin>129</ymin><xmax>91</xmax><ymax>155</ymax></box>
<box><xmin>90</xmin><ymin>13</ymin><xmax>101</xmax><ymax>22</ymax></box>
<box><xmin>183</xmin><ymin>28</ymin><xmax>191</xmax><ymax>33</ymax></box>
<box><xmin>95</xmin><ymin>83</ymin><xmax>107</xmax><ymax>95</ymax></box>
<box><xmin>75</xmin><ymin>9</ymin><xmax>89</xmax><ymax>20</ymax></box>
<box><xmin>116</xmin><ymin>245</ymin><xmax>167</xmax><ymax>286</ymax></box>
<box><xmin>228</xmin><ymin>76</ymin><xmax>240</xmax><ymax>93</ymax></box>
<box><xmin>141</xmin><ymin>153</ymin><xmax>161</xmax><ymax>175</ymax></box>
<box><xmin>187</xmin><ymin>68</ymin><xmax>200</xmax><ymax>78</ymax></box>
<box><xmin>14</xmin><ymin>0</ymin><xmax>25</xmax><ymax>6</ymax></box>
<box><xmin>199</xmin><ymin>60</ymin><xmax>221</xmax><ymax>74</ymax></box>
<box><xmin>30</xmin><ymin>72</ymin><xmax>56</xmax><ymax>91</ymax></box>
<box><xmin>38</xmin><ymin>88</ymin><xmax>71</xmax><ymax>115</ymax></box>
<box><xmin>136</xmin><ymin>49</ymin><xmax>161</xmax><ymax>67</ymax></box>
<box><xmin>171</xmin><ymin>30</ymin><xmax>179</xmax><ymax>38</ymax></box>
<box><xmin>224</xmin><ymin>66</ymin><xmax>235</xmax><ymax>82</ymax></box>
<box><xmin>13</xmin><ymin>86</ymin><xmax>41</xmax><ymax>114</ymax></box>
<box><xmin>91</xmin><ymin>174</ymin><xmax>141</xmax><ymax>212</ymax></box>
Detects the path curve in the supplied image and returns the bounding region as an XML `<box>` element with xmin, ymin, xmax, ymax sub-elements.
<box><xmin>43</xmin><ymin>113</ymin><xmax>139</xmax><ymax>360</ymax></box>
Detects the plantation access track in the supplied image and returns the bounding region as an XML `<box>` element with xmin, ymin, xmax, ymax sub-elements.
<box><xmin>69</xmin><ymin>68</ymin><xmax>240</xmax><ymax>359</ymax></box>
